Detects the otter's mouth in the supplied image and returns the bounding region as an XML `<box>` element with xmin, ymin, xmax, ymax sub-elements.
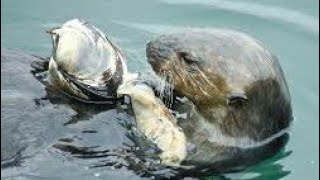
<box><xmin>155</xmin><ymin>71</ymin><xmax>175</xmax><ymax>108</ymax></box>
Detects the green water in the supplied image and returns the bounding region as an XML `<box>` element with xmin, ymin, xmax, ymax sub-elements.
<box><xmin>1</xmin><ymin>0</ymin><xmax>319</xmax><ymax>179</ymax></box>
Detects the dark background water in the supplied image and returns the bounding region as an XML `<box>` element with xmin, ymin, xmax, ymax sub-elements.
<box><xmin>1</xmin><ymin>0</ymin><xmax>319</xmax><ymax>179</ymax></box>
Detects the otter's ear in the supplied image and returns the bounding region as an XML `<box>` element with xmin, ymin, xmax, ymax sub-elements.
<box><xmin>227</xmin><ymin>91</ymin><xmax>247</xmax><ymax>106</ymax></box>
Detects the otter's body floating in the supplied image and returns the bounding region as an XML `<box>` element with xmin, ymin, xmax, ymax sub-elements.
<box><xmin>38</xmin><ymin>20</ymin><xmax>293</xmax><ymax>173</ymax></box>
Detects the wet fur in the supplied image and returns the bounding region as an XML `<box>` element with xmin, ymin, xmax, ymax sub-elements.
<box><xmin>146</xmin><ymin>30</ymin><xmax>293</xmax><ymax>171</ymax></box>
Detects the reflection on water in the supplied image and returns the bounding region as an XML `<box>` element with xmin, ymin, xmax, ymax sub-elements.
<box><xmin>223</xmin><ymin>150</ymin><xmax>292</xmax><ymax>180</ymax></box>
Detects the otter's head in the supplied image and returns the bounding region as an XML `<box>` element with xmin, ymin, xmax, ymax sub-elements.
<box><xmin>146</xmin><ymin>31</ymin><xmax>292</xmax><ymax>140</ymax></box>
<box><xmin>146</xmin><ymin>32</ymin><xmax>239</xmax><ymax>107</ymax></box>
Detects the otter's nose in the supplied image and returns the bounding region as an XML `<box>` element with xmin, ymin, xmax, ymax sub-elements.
<box><xmin>146</xmin><ymin>41</ymin><xmax>172</xmax><ymax>65</ymax></box>
<box><xmin>146</xmin><ymin>41</ymin><xmax>159</xmax><ymax>62</ymax></box>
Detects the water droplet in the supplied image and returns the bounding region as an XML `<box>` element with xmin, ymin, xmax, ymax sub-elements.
<box><xmin>311</xmin><ymin>160</ymin><xmax>315</xmax><ymax>164</ymax></box>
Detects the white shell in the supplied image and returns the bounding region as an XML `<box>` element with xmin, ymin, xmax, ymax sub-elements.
<box><xmin>48</xmin><ymin>19</ymin><xmax>126</xmax><ymax>87</ymax></box>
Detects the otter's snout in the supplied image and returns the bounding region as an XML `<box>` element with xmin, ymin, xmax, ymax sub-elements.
<box><xmin>146</xmin><ymin>41</ymin><xmax>160</xmax><ymax>63</ymax></box>
<box><xmin>146</xmin><ymin>41</ymin><xmax>172</xmax><ymax>63</ymax></box>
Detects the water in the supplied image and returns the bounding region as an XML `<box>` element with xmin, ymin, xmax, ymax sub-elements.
<box><xmin>1</xmin><ymin>0</ymin><xmax>319</xmax><ymax>179</ymax></box>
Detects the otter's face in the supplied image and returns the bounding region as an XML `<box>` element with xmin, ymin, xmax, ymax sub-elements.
<box><xmin>146</xmin><ymin>34</ymin><xmax>234</xmax><ymax>107</ymax></box>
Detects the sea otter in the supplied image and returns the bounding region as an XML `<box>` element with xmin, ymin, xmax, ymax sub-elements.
<box><xmin>145</xmin><ymin>29</ymin><xmax>293</xmax><ymax>173</ymax></box>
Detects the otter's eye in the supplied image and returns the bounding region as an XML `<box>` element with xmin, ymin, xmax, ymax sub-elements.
<box><xmin>227</xmin><ymin>92</ymin><xmax>247</xmax><ymax>107</ymax></box>
<box><xmin>178</xmin><ymin>52</ymin><xmax>198</xmax><ymax>64</ymax></box>
<box><xmin>178</xmin><ymin>52</ymin><xmax>199</xmax><ymax>73</ymax></box>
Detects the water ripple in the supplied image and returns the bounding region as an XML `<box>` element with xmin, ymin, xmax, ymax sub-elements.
<box><xmin>159</xmin><ymin>0</ymin><xmax>319</xmax><ymax>35</ymax></box>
